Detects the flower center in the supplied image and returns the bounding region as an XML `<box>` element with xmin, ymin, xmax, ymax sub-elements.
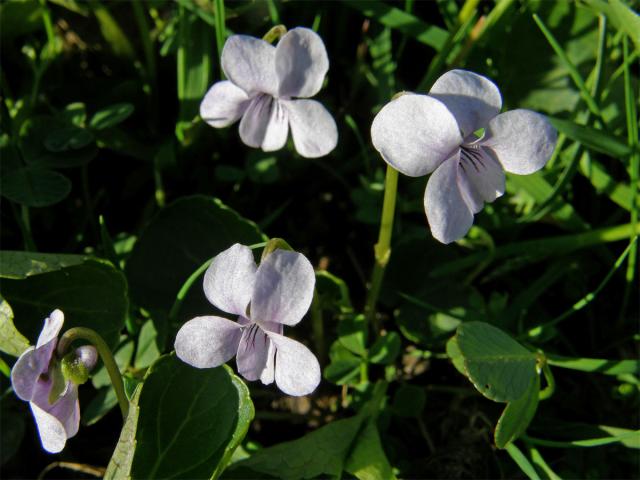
<box><xmin>459</xmin><ymin>145</ymin><xmax>486</xmax><ymax>174</ymax></box>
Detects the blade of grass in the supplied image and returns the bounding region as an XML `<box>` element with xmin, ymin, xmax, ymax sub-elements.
<box><xmin>619</xmin><ymin>35</ymin><xmax>639</xmax><ymax>326</ymax></box>
<box><xmin>431</xmin><ymin>222</ymin><xmax>640</xmax><ymax>277</ymax></box>
<box><xmin>548</xmin><ymin>117</ymin><xmax>631</xmax><ymax>158</ymax></box>
<box><xmin>523</xmin><ymin>431</ymin><xmax>640</xmax><ymax>448</ymax></box>
<box><xmin>523</xmin><ymin>238</ymin><xmax>636</xmax><ymax>337</ymax></box>
<box><xmin>525</xmin><ymin>444</ymin><xmax>562</xmax><ymax>480</ymax></box>
<box><xmin>343</xmin><ymin>0</ymin><xmax>448</xmax><ymax>51</ymax></box>
<box><xmin>579</xmin><ymin>156</ymin><xmax>636</xmax><ymax>212</ymax></box>
<box><xmin>266</xmin><ymin>0</ymin><xmax>280</xmax><ymax>24</ymax></box>
<box><xmin>91</xmin><ymin>0</ymin><xmax>135</xmax><ymax>59</ymax></box>
<box><xmin>532</xmin><ymin>14</ymin><xmax>602</xmax><ymax>120</ymax></box>
<box><xmin>505</xmin><ymin>443</ymin><xmax>541</xmax><ymax>480</ymax></box>
<box><xmin>214</xmin><ymin>0</ymin><xmax>226</xmax><ymax>66</ymax></box>
<box><xmin>545</xmin><ymin>355</ymin><xmax>639</xmax><ymax>376</ymax></box>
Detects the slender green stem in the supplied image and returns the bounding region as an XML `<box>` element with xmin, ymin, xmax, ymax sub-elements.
<box><xmin>214</xmin><ymin>0</ymin><xmax>226</xmax><ymax>75</ymax></box>
<box><xmin>364</xmin><ymin>165</ymin><xmax>399</xmax><ymax>330</ymax></box>
<box><xmin>538</xmin><ymin>363</ymin><xmax>555</xmax><ymax>400</ymax></box>
<box><xmin>57</xmin><ymin>328</ymin><xmax>129</xmax><ymax>419</ymax></box>
<box><xmin>168</xmin><ymin>241</ymin><xmax>268</xmax><ymax>326</ymax></box>
<box><xmin>168</xmin><ymin>257</ymin><xmax>214</xmax><ymax>326</ymax></box>
<box><xmin>11</xmin><ymin>202</ymin><xmax>38</xmax><ymax>252</ymax></box>
<box><xmin>263</xmin><ymin>25</ymin><xmax>287</xmax><ymax>44</ymax></box>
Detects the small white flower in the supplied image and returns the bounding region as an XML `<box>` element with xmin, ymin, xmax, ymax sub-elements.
<box><xmin>371</xmin><ymin>69</ymin><xmax>558</xmax><ymax>244</ymax></box>
<box><xmin>175</xmin><ymin>244</ymin><xmax>321</xmax><ymax>397</ymax></box>
<box><xmin>200</xmin><ymin>27</ymin><xmax>338</xmax><ymax>158</ymax></box>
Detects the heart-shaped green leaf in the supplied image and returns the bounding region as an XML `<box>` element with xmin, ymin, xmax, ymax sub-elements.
<box><xmin>1</xmin><ymin>259</ymin><xmax>127</xmax><ymax>349</ymax></box>
<box><xmin>456</xmin><ymin>322</ymin><xmax>537</xmax><ymax>402</ymax></box>
<box><xmin>105</xmin><ymin>355</ymin><xmax>253</xmax><ymax>480</ymax></box>
<box><xmin>0</xmin><ymin>166</ymin><xmax>71</xmax><ymax>207</ymax></box>
<box><xmin>0</xmin><ymin>296</ymin><xmax>29</xmax><ymax>357</ymax></box>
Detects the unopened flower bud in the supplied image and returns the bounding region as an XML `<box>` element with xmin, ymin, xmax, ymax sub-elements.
<box><xmin>61</xmin><ymin>345</ymin><xmax>97</xmax><ymax>385</ymax></box>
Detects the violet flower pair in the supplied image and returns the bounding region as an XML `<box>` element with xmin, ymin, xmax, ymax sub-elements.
<box><xmin>203</xmin><ymin>27</ymin><xmax>557</xmax><ymax>244</ymax></box>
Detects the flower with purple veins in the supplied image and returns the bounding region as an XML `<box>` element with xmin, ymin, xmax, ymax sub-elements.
<box><xmin>11</xmin><ymin>310</ymin><xmax>97</xmax><ymax>453</ymax></box>
<box><xmin>371</xmin><ymin>69</ymin><xmax>558</xmax><ymax>244</ymax></box>
<box><xmin>175</xmin><ymin>244</ymin><xmax>321</xmax><ymax>396</ymax></box>
<box><xmin>200</xmin><ymin>27</ymin><xmax>338</xmax><ymax>158</ymax></box>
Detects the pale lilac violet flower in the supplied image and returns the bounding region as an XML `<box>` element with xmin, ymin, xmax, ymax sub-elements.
<box><xmin>175</xmin><ymin>244</ymin><xmax>321</xmax><ymax>396</ymax></box>
<box><xmin>200</xmin><ymin>27</ymin><xmax>338</xmax><ymax>158</ymax></box>
<box><xmin>11</xmin><ymin>310</ymin><xmax>97</xmax><ymax>453</ymax></box>
<box><xmin>371</xmin><ymin>69</ymin><xmax>558</xmax><ymax>244</ymax></box>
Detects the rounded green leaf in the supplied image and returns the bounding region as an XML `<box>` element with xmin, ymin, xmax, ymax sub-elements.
<box><xmin>0</xmin><ymin>251</ymin><xmax>91</xmax><ymax>279</ymax></box>
<box><xmin>0</xmin><ymin>166</ymin><xmax>71</xmax><ymax>207</ymax></box>
<box><xmin>44</xmin><ymin>126</ymin><xmax>94</xmax><ymax>152</ymax></box>
<box><xmin>125</xmin><ymin>195</ymin><xmax>265</xmax><ymax>336</ymax></box>
<box><xmin>369</xmin><ymin>331</ymin><xmax>401</xmax><ymax>365</ymax></box>
<box><xmin>89</xmin><ymin>103</ymin><xmax>134</xmax><ymax>130</ymax></box>
<box><xmin>19</xmin><ymin>116</ymin><xmax>97</xmax><ymax>168</ymax></box>
<box><xmin>105</xmin><ymin>354</ymin><xmax>254</xmax><ymax>480</ymax></box>
<box><xmin>456</xmin><ymin>322</ymin><xmax>537</xmax><ymax>402</ymax></box>
<box><xmin>495</xmin><ymin>374</ymin><xmax>541</xmax><ymax>449</ymax></box>
<box><xmin>1</xmin><ymin>259</ymin><xmax>128</xmax><ymax>349</ymax></box>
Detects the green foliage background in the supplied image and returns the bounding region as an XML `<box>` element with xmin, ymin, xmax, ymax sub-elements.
<box><xmin>0</xmin><ymin>0</ymin><xmax>638</xmax><ymax>478</ymax></box>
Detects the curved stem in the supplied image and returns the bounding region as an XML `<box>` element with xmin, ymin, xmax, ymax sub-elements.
<box><xmin>364</xmin><ymin>165</ymin><xmax>399</xmax><ymax>331</ymax></box>
<box><xmin>57</xmin><ymin>328</ymin><xmax>129</xmax><ymax>419</ymax></box>
<box><xmin>168</xmin><ymin>257</ymin><xmax>214</xmax><ymax>326</ymax></box>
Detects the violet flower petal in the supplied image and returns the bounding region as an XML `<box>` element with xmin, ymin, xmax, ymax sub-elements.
<box><xmin>482</xmin><ymin>109</ymin><xmax>558</xmax><ymax>175</ymax></box>
<box><xmin>429</xmin><ymin>69</ymin><xmax>502</xmax><ymax>138</ymax></box>
<box><xmin>236</xmin><ymin>325</ymin><xmax>271</xmax><ymax>381</ymax></box>
<box><xmin>251</xmin><ymin>250</ymin><xmax>315</xmax><ymax>326</ymax></box>
<box><xmin>284</xmin><ymin>99</ymin><xmax>337</xmax><ymax>158</ymax></box>
<box><xmin>424</xmin><ymin>154</ymin><xmax>474</xmax><ymax>244</ymax></box>
<box><xmin>30</xmin><ymin>403</ymin><xmax>68</xmax><ymax>453</ymax></box>
<box><xmin>262</xmin><ymin>100</ymin><xmax>289</xmax><ymax>152</ymax></box>
<box><xmin>458</xmin><ymin>148</ymin><xmax>505</xmax><ymax>213</ymax></box>
<box><xmin>203</xmin><ymin>244</ymin><xmax>257</xmax><ymax>317</ymax></box>
<box><xmin>221</xmin><ymin>35</ymin><xmax>278</xmax><ymax>96</ymax></box>
<box><xmin>371</xmin><ymin>93</ymin><xmax>462</xmax><ymax>177</ymax></box>
<box><xmin>200</xmin><ymin>81</ymin><xmax>250</xmax><ymax>128</ymax></box>
<box><xmin>276</xmin><ymin>27</ymin><xmax>329</xmax><ymax>99</ymax></box>
<box><xmin>267</xmin><ymin>331</ymin><xmax>320</xmax><ymax>396</ymax></box>
<box><xmin>174</xmin><ymin>316</ymin><xmax>243</xmax><ymax>369</ymax></box>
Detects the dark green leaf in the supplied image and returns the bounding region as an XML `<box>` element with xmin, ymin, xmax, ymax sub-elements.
<box><xmin>19</xmin><ymin>116</ymin><xmax>97</xmax><ymax>168</ymax></box>
<box><xmin>495</xmin><ymin>374</ymin><xmax>541</xmax><ymax>449</ymax></box>
<box><xmin>338</xmin><ymin>314</ymin><xmax>367</xmax><ymax>356</ymax></box>
<box><xmin>44</xmin><ymin>126</ymin><xmax>94</xmax><ymax>152</ymax></box>
<box><xmin>134</xmin><ymin>319</ymin><xmax>160</xmax><ymax>368</ymax></box>
<box><xmin>83</xmin><ymin>386</ymin><xmax>118</xmax><ymax>426</ymax></box>
<box><xmin>456</xmin><ymin>322</ymin><xmax>537</xmax><ymax>402</ymax></box>
<box><xmin>391</xmin><ymin>384</ymin><xmax>426</xmax><ymax>418</ymax></box>
<box><xmin>369</xmin><ymin>331</ymin><xmax>401</xmax><ymax>365</ymax></box>
<box><xmin>89</xmin><ymin>103</ymin><xmax>135</xmax><ymax>130</ymax></box>
<box><xmin>125</xmin><ymin>195</ymin><xmax>265</xmax><ymax>337</ymax></box>
<box><xmin>324</xmin><ymin>341</ymin><xmax>362</xmax><ymax>386</ymax></box>
<box><xmin>105</xmin><ymin>355</ymin><xmax>253</xmax><ymax>479</ymax></box>
<box><xmin>231</xmin><ymin>383</ymin><xmax>389</xmax><ymax>479</ymax></box>
<box><xmin>0</xmin><ymin>251</ymin><xmax>91</xmax><ymax>279</ymax></box>
<box><xmin>343</xmin><ymin>0</ymin><xmax>448</xmax><ymax>51</ymax></box>
<box><xmin>1</xmin><ymin>259</ymin><xmax>128</xmax><ymax>349</ymax></box>
<box><xmin>0</xmin><ymin>167</ymin><xmax>71</xmax><ymax>207</ymax></box>
<box><xmin>344</xmin><ymin>419</ymin><xmax>396</xmax><ymax>480</ymax></box>
<box><xmin>445</xmin><ymin>336</ymin><xmax>466</xmax><ymax>376</ymax></box>
<box><xmin>549</xmin><ymin>117</ymin><xmax>632</xmax><ymax>158</ymax></box>
<box><xmin>0</xmin><ymin>296</ymin><xmax>30</xmax><ymax>357</ymax></box>
<box><xmin>0</xmin><ymin>409</ymin><xmax>25</xmax><ymax>465</ymax></box>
